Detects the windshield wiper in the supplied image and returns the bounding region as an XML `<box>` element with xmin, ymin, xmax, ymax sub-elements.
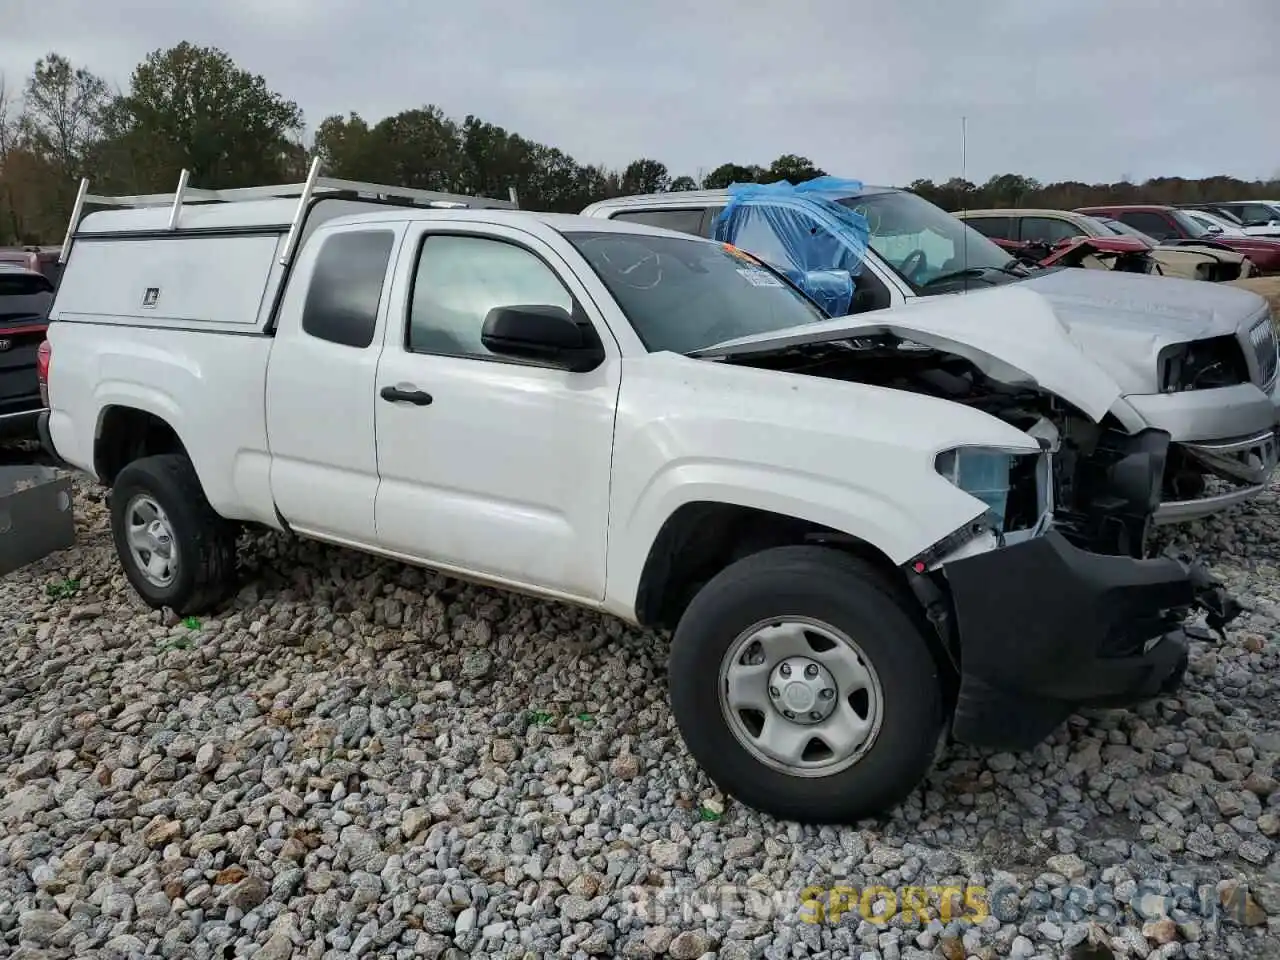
<box><xmin>919</xmin><ymin>267</ymin><xmax>999</xmax><ymax>289</ymax></box>
<box><xmin>994</xmin><ymin>260</ymin><xmax>1033</xmax><ymax>277</ymax></box>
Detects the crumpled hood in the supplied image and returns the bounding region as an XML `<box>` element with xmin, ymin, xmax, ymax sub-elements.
<box><xmin>1011</xmin><ymin>269</ymin><xmax>1268</xmax><ymax>392</ymax></box>
<box><xmin>696</xmin><ymin>273</ymin><xmax>1271</xmax><ymax>421</ymax></box>
<box><xmin>696</xmin><ymin>285</ymin><xmax>1127</xmax><ymax>422</ymax></box>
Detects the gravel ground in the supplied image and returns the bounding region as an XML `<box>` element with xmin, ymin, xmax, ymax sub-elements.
<box><xmin>1</xmin><ymin>472</ymin><xmax>1277</xmax><ymax>960</ymax></box>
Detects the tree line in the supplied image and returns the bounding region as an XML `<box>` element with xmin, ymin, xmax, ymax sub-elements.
<box><xmin>2</xmin><ymin>44</ymin><xmax>1277</xmax><ymax>245</ymax></box>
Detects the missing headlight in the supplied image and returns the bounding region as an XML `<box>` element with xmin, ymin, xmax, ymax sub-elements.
<box><xmin>1159</xmin><ymin>336</ymin><xmax>1249</xmax><ymax>393</ymax></box>
<box><xmin>934</xmin><ymin>445</ymin><xmax>1052</xmax><ymax>539</ymax></box>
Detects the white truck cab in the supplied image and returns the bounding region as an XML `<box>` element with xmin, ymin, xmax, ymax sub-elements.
<box><xmin>38</xmin><ymin>164</ymin><xmax>1238</xmax><ymax>823</ymax></box>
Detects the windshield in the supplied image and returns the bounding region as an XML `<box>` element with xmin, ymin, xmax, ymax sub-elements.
<box><xmin>1173</xmin><ymin>209</ymin><xmax>1216</xmax><ymax>239</ymax></box>
<box><xmin>1233</xmin><ymin>202</ymin><xmax>1280</xmax><ymax>225</ymax></box>
<box><xmin>834</xmin><ymin>192</ymin><xmax>1021</xmax><ymax>295</ymax></box>
<box><xmin>1097</xmin><ymin>217</ymin><xmax>1156</xmax><ymax>243</ymax></box>
<box><xmin>565</xmin><ymin>231</ymin><xmax>827</xmax><ymax>354</ymax></box>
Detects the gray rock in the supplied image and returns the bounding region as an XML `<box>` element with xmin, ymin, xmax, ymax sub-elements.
<box><xmin>18</xmin><ymin>910</ymin><xmax>66</xmax><ymax>945</ymax></box>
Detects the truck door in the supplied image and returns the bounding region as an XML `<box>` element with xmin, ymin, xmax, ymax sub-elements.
<box><xmin>265</xmin><ymin>223</ymin><xmax>405</xmax><ymax>543</ymax></box>
<box><xmin>372</xmin><ymin>222</ymin><xmax>620</xmax><ymax>602</ymax></box>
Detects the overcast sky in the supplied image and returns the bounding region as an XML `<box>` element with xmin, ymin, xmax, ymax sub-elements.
<box><xmin>4</xmin><ymin>0</ymin><xmax>1278</xmax><ymax>186</ymax></box>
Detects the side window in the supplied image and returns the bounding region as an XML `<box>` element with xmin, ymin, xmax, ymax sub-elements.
<box><xmin>407</xmin><ymin>235</ymin><xmax>575</xmax><ymax>360</ymax></box>
<box><xmin>719</xmin><ymin>206</ymin><xmax>805</xmax><ymax>271</ymax></box>
<box><xmin>701</xmin><ymin>206</ymin><xmax>725</xmax><ymax>238</ymax></box>
<box><xmin>1119</xmin><ymin>211</ymin><xmax>1174</xmax><ymax>240</ymax></box>
<box><xmin>301</xmin><ymin>230</ymin><xmax>395</xmax><ymax>348</ymax></box>
<box><xmin>610</xmin><ymin>208</ymin><xmax>705</xmax><ymax>236</ymax></box>
<box><xmin>965</xmin><ymin>216</ymin><xmax>1013</xmax><ymax>241</ymax></box>
<box><xmin>1021</xmin><ymin>217</ymin><xmax>1082</xmax><ymax>245</ymax></box>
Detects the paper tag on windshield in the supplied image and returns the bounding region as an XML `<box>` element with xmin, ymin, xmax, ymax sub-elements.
<box><xmin>736</xmin><ymin>267</ymin><xmax>783</xmax><ymax>287</ymax></box>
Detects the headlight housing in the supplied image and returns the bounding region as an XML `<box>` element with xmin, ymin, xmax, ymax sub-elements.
<box><xmin>935</xmin><ymin>447</ymin><xmax>1013</xmax><ymax>531</ymax></box>
<box><xmin>935</xmin><ymin>443</ymin><xmax>1054</xmax><ymax>541</ymax></box>
<box><xmin>1157</xmin><ymin>336</ymin><xmax>1249</xmax><ymax>393</ymax></box>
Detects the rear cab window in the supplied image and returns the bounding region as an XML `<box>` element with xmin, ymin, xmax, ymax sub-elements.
<box><xmin>300</xmin><ymin>231</ymin><xmax>396</xmax><ymax>348</ymax></box>
<box><xmin>609</xmin><ymin>209</ymin><xmax>706</xmax><ymax>237</ymax></box>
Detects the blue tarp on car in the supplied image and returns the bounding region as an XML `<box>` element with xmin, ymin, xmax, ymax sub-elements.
<box><xmin>711</xmin><ymin>177</ymin><xmax>871</xmax><ymax>316</ymax></box>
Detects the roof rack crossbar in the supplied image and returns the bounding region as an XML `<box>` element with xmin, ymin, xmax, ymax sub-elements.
<box><xmin>78</xmin><ymin>174</ymin><xmax>512</xmax><ymax>210</ymax></box>
<box><xmin>55</xmin><ymin>162</ymin><xmax>516</xmax><ymax>267</ymax></box>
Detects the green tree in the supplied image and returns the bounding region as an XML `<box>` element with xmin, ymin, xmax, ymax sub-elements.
<box><xmin>764</xmin><ymin>154</ymin><xmax>825</xmax><ymax>184</ymax></box>
<box><xmin>669</xmin><ymin>175</ymin><xmax>698</xmax><ymax>191</ymax></box>
<box><xmin>980</xmin><ymin>173</ymin><xmax>1041</xmax><ymax>207</ymax></box>
<box><xmin>114</xmin><ymin>42</ymin><xmax>302</xmax><ymax>189</ymax></box>
<box><xmin>621</xmin><ymin>158</ymin><xmax>670</xmax><ymax>195</ymax></box>
<box><xmin>702</xmin><ymin>163</ymin><xmax>766</xmax><ymax>189</ymax></box>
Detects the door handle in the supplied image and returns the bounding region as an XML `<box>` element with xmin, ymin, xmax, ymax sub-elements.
<box><xmin>380</xmin><ymin>384</ymin><xmax>433</xmax><ymax>406</ymax></box>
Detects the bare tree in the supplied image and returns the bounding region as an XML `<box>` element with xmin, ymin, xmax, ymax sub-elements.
<box><xmin>20</xmin><ymin>53</ymin><xmax>111</xmax><ymax>179</ymax></box>
<box><xmin>0</xmin><ymin>73</ymin><xmax>14</xmax><ymax>160</ymax></box>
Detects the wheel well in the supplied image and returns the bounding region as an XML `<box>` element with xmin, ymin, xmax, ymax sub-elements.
<box><xmin>634</xmin><ymin>502</ymin><xmax>907</xmax><ymax>631</ymax></box>
<box><xmin>94</xmin><ymin>407</ymin><xmax>188</xmax><ymax>485</ymax></box>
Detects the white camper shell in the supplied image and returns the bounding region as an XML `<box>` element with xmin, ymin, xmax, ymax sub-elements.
<box><xmin>55</xmin><ymin>165</ymin><xmax>517</xmax><ymax>336</ymax></box>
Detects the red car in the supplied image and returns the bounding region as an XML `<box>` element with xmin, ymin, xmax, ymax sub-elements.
<box><xmin>1076</xmin><ymin>205</ymin><xmax>1280</xmax><ymax>274</ymax></box>
<box><xmin>989</xmin><ymin>233</ymin><xmax>1156</xmax><ymax>274</ymax></box>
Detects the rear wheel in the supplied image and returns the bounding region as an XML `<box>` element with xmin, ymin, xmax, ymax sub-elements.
<box><xmin>669</xmin><ymin>545</ymin><xmax>945</xmax><ymax>823</ymax></box>
<box><xmin>110</xmin><ymin>454</ymin><xmax>237</xmax><ymax>615</ymax></box>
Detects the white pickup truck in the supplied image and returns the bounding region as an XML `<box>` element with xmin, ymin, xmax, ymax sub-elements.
<box><xmin>38</xmin><ymin>165</ymin><xmax>1238</xmax><ymax>823</ymax></box>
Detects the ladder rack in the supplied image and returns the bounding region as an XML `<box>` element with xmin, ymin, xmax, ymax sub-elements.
<box><xmin>58</xmin><ymin>157</ymin><xmax>521</xmax><ymax>266</ymax></box>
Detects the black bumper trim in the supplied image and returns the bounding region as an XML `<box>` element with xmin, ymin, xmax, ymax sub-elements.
<box><xmin>35</xmin><ymin>410</ymin><xmax>71</xmax><ymax>468</ymax></box>
<box><xmin>943</xmin><ymin>530</ymin><xmax>1201</xmax><ymax>751</ymax></box>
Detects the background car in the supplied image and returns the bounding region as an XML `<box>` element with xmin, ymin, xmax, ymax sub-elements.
<box><xmin>1181</xmin><ymin>208</ymin><xmax>1279</xmax><ymax>239</ymax></box>
<box><xmin>1181</xmin><ymin>201</ymin><xmax>1280</xmax><ymax>236</ymax></box>
<box><xmin>957</xmin><ymin>207</ymin><xmax>1254</xmax><ymax>281</ymax></box>
<box><xmin>1077</xmin><ymin>204</ymin><xmax>1280</xmax><ymax>274</ymax></box>
<box><xmin>0</xmin><ymin>263</ymin><xmax>55</xmax><ymax>442</ymax></box>
<box><xmin>0</xmin><ymin>246</ymin><xmax>63</xmax><ymax>286</ymax></box>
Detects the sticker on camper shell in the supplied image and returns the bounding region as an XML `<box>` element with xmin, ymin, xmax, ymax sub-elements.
<box><xmin>141</xmin><ymin>287</ymin><xmax>159</xmax><ymax>308</ymax></box>
<box><xmin>736</xmin><ymin>267</ymin><xmax>783</xmax><ymax>288</ymax></box>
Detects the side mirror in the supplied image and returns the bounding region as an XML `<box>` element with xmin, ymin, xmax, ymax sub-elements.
<box><xmin>1204</xmin><ymin>224</ymin><xmax>1224</xmax><ymax>235</ymax></box>
<box><xmin>799</xmin><ymin>269</ymin><xmax>854</xmax><ymax>317</ymax></box>
<box><xmin>480</xmin><ymin>305</ymin><xmax>603</xmax><ymax>372</ymax></box>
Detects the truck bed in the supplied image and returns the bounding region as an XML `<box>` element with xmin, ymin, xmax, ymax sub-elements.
<box><xmin>45</xmin><ymin>321</ymin><xmax>278</xmax><ymax>525</ymax></box>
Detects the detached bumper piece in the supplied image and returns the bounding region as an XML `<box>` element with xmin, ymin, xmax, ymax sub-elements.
<box><xmin>943</xmin><ymin>530</ymin><xmax>1239</xmax><ymax>752</ymax></box>
<box><xmin>0</xmin><ymin>464</ymin><xmax>76</xmax><ymax>577</ymax></box>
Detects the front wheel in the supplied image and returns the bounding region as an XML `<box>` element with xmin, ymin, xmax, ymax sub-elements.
<box><xmin>109</xmin><ymin>454</ymin><xmax>237</xmax><ymax>615</ymax></box>
<box><xmin>668</xmin><ymin>545</ymin><xmax>945</xmax><ymax>823</ymax></box>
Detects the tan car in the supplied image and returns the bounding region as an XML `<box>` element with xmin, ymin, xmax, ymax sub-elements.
<box><xmin>957</xmin><ymin>208</ymin><xmax>1255</xmax><ymax>282</ymax></box>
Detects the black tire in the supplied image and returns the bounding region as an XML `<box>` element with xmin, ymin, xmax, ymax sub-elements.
<box><xmin>109</xmin><ymin>454</ymin><xmax>237</xmax><ymax>615</ymax></box>
<box><xmin>669</xmin><ymin>545</ymin><xmax>945</xmax><ymax>823</ymax></box>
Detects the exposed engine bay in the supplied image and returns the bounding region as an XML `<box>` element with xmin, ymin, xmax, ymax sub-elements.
<box><xmin>722</xmin><ymin>335</ymin><xmax>1203</xmax><ymax>559</ymax></box>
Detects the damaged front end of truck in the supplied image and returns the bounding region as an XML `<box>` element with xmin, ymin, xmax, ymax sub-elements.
<box><xmin>692</xmin><ymin>287</ymin><xmax>1244</xmax><ymax>749</ymax></box>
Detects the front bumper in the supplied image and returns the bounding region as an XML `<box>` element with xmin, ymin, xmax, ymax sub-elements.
<box><xmin>1156</xmin><ymin>428</ymin><xmax>1279</xmax><ymax>524</ymax></box>
<box><xmin>941</xmin><ymin>530</ymin><xmax>1230</xmax><ymax>751</ymax></box>
<box><xmin>1124</xmin><ymin>380</ymin><xmax>1280</xmax><ymax>525</ymax></box>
